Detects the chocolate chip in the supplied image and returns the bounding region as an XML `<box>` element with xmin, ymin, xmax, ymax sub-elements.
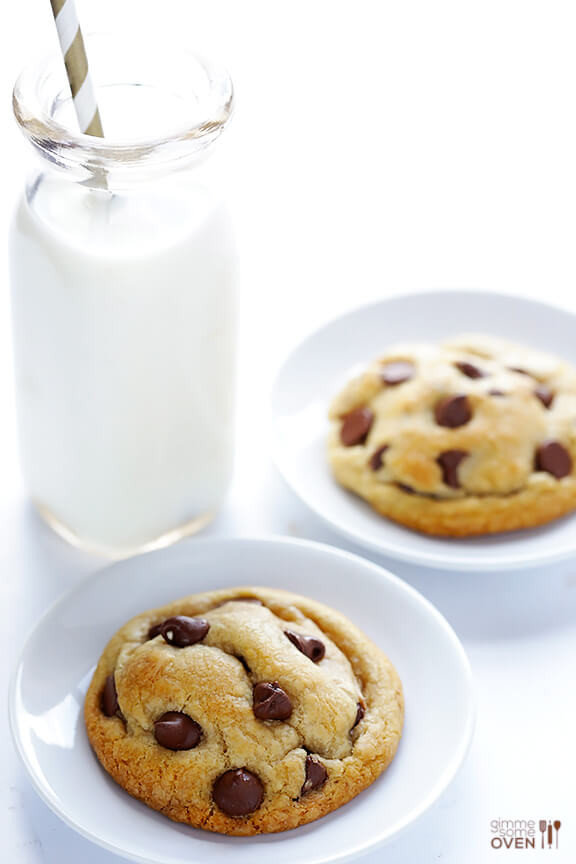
<box><xmin>154</xmin><ymin>711</ymin><xmax>202</xmax><ymax>750</ymax></box>
<box><xmin>352</xmin><ymin>702</ymin><xmax>365</xmax><ymax>729</ymax></box>
<box><xmin>284</xmin><ymin>630</ymin><xmax>325</xmax><ymax>662</ymax></box>
<box><xmin>535</xmin><ymin>441</ymin><xmax>572</xmax><ymax>479</ymax></box>
<box><xmin>301</xmin><ymin>755</ymin><xmax>328</xmax><ymax>796</ymax></box>
<box><xmin>534</xmin><ymin>385</ymin><xmax>554</xmax><ymax>409</ymax></box>
<box><xmin>147</xmin><ymin>623</ymin><xmax>163</xmax><ymax>640</ymax></box>
<box><xmin>489</xmin><ymin>389</ymin><xmax>506</xmax><ymax>397</ymax></box>
<box><xmin>159</xmin><ymin>616</ymin><xmax>210</xmax><ymax>647</ymax></box>
<box><xmin>253</xmin><ymin>682</ymin><xmax>293</xmax><ymax>720</ymax></box>
<box><xmin>369</xmin><ymin>444</ymin><xmax>388</xmax><ymax>471</ymax></box>
<box><xmin>434</xmin><ymin>395</ymin><xmax>472</xmax><ymax>428</ymax></box>
<box><xmin>437</xmin><ymin>449</ymin><xmax>468</xmax><ymax>488</ymax></box>
<box><xmin>455</xmin><ymin>361</ymin><xmax>485</xmax><ymax>379</ymax></box>
<box><xmin>100</xmin><ymin>674</ymin><xmax>119</xmax><ymax>717</ymax></box>
<box><xmin>213</xmin><ymin>768</ymin><xmax>264</xmax><ymax>817</ymax></box>
<box><xmin>340</xmin><ymin>406</ymin><xmax>374</xmax><ymax>446</ymax></box>
<box><xmin>381</xmin><ymin>361</ymin><xmax>414</xmax><ymax>386</ymax></box>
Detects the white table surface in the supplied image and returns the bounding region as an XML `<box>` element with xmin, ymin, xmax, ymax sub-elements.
<box><xmin>2</xmin><ymin>1</ymin><xmax>576</xmax><ymax>861</ymax></box>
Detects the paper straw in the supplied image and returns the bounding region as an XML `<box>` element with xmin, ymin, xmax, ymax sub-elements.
<box><xmin>49</xmin><ymin>0</ymin><xmax>104</xmax><ymax>137</ymax></box>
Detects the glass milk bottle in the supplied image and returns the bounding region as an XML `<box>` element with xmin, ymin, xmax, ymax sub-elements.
<box><xmin>9</xmin><ymin>37</ymin><xmax>237</xmax><ymax>557</ymax></box>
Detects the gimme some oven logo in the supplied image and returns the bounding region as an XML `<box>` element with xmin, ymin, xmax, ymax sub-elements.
<box><xmin>490</xmin><ymin>819</ymin><xmax>562</xmax><ymax>850</ymax></box>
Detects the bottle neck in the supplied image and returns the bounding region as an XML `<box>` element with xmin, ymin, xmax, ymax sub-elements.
<box><xmin>13</xmin><ymin>34</ymin><xmax>234</xmax><ymax>192</ymax></box>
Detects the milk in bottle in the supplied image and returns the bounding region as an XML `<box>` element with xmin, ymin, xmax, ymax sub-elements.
<box><xmin>10</xmin><ymin>38</ymin><xmax>237</xmax><ymax>555</ymax></box>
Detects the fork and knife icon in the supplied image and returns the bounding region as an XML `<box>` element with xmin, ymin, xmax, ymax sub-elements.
<box><xmin>539</xmin><ymin>820</ymin><xmax>561</xmax><ymax>849</ymax></box>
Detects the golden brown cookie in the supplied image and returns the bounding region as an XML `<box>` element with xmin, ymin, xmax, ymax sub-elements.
<box><xmin>85</xmin><ymin>587</ymin><xmax>403</xmax><ymax>835</ymax></box>
<box><xmin>328</xmin><ymin>334</ymin><xmax>576</xmax><ymax>536</ymax></box>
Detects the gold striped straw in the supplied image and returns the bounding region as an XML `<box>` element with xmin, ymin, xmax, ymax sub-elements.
<box><xmin>49</xmin><ymin>0</ymin><xmax>104</xmax><ymax>137</ymax></box>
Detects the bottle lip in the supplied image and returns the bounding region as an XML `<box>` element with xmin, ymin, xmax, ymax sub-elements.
<box><xmin>12</xmin><ymin>33</ymin><xmax>234</xmax><ymax>184</ymax></box>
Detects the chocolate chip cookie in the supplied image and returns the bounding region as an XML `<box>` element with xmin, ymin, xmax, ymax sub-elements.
<box><xmin>328</xmin><ymin>334</ymin><xmax>576</xmax><ymax>536</ymax></box>
<box><xmin>85</xmin><ymin>587</ymin><xmax>403</xmax><ymax>835</ymax></box>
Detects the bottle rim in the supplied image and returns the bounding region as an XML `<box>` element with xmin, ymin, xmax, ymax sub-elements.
<box><xmin>12</xmin><ymin>33</ymin><xmax>234</xmax><ymax>183</ymax></box>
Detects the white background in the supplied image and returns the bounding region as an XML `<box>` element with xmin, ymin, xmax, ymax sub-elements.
<box><xmin>2</xmin><ymin>1</ymin><xmax>576</xmax><ymax>862</ymax></box>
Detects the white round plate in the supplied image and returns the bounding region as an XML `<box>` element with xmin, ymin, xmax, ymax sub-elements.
<box><xmin>10</xmin><ymin>537</ymin><xmax>473</xmax><ymax>864</ymax></box>
<box><xmin>272</xmin><ymin>290</ymin><xmax>576</xmax><ymax>571</ymax></box>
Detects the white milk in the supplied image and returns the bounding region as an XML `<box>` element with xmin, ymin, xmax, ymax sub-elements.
<box><xmin>10</xmin><ymin>175</ymin><xmax>237</xmax><ymax>554</ymax></box>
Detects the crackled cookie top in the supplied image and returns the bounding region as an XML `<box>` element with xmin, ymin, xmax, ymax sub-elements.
<box><xmin>85</xmin><ymin>587</ymin><xmax>403</xmax><ymax>835</ymax></box>
<box><xmin>328</xmin><ymin>334</ymin><xmax>576</xmax><ymax>536</ymax></box>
